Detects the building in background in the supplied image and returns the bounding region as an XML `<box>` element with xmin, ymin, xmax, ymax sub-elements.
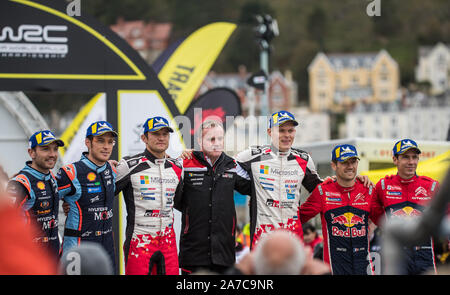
<box><xmin>290</xmin><ymin>107</ymin><xmax>330</xmax><ymax>143</ymax></box>
<box><xmin>308</xmin><ymin>50</ymin><xmax>400</xmax><ymax>112</ymax></box>
<box><xmin>415</xmin><ymin>42</ymin><xmax>450</xmax><ymax>96</ymax></box>
<box><xmin>110</xmin><ymin>18</ymin><xmax>172</xmax><ymax>64</ymax></box>
<box><xmin>344</xmin><ymin>93</ymin><xmax>450</xmax><ymax>141</ymax></box>
<box><xmin>199</xmin><ymin>66</ymin><xmax>298</xmax><ymax>116</ymax></box>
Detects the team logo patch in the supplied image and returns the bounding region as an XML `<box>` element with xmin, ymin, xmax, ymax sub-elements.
<box><xmin>140</xmin><ymin>175</ymin><xmax>149</xmax><ymax>184</ymax></box>
<box><xmin>260</xmin><ymin>165</ymin><xmax>269</xmax><ymax>175</ymax></box>
<box><xmin>87</xmin><ymin>172</ymin><xmax>96</xmax><ymax>182</ymax></box>
<box><xmin>36</xmin><ymin>181</ymin><xmax>45</xmax><ymax>190</ymax></box>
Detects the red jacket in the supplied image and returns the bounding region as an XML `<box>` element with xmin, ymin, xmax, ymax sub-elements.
<box><xmin>300</xmin><ymin>180</ymin><xmax>378</xmax><ymax>274</ymax></box>
<box><xmin>373</xmin><ymin>174</ymin><xmax>439</xmax><ymax>225</ymax></box>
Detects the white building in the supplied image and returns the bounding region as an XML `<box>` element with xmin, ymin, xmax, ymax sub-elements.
<box><xmin>290</xmin><ymin>107</ymin><xmax>330</xmax><ymax>144</ymax></box>
<box><xmin>345</xmin><ymin>103</ymin><xmax>450</xmax><ymax>141</ymax></box>
<box><xmin>415</xmin><ymin>42</ymin><xmax>450</xmax><ymax>95</ymax></box>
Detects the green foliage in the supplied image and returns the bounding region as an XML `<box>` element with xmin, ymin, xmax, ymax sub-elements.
<box><xmin>83</xmin><ymin>0</ymin><xmax>449</xmax><ymax>103</ymax></box>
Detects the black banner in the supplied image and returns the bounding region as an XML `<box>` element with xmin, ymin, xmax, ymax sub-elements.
<box><xmin>183</xmin><ymin>87</ymin><xmax>242</xmax><ymax>147</ymax></box>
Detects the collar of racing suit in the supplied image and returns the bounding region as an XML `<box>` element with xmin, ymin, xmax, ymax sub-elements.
<box><xmin>334</xmin><ymin>180</ymin><xmax>357</xmax><ymax>193</ymax></box>
<box><xmin>143</xmin><ymin>148</ymin><xmax>168</xmax><ymax>165</ymax></box>
<box><xmin>269</xmin><ymin>144</ymin><xmax>291</xmax><ymax>158</ymax></box>
<box><xmin>395</xmin><ymin>173</ymin><xmax>418</xmax><ymax>184</ymax></box>
<box><xmin>24</xmin><ymin>161</ymin><xmax>52</xmax><ymax>181</ymax></box>
<box><xmin>80</xmin><ymin>152</ymin><xmax>108</xmax><ymax>172</ymax></box>
<box><xmin>193</xmin><ymin>151</ymin><xmax>224</xmax><ymax>169</ymax></box>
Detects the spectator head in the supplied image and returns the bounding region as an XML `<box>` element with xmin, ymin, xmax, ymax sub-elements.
<box><xmin>253</xmin><ymin>230</ymin><xmax>306</xmax><ymax>275</ymax></box>
<box><xmin>302</xmin><ymin>223</ymin><xmax>318</xmax><ymax>244</ymax></box>
<box><xmin>60</xmin><ymin>242</ymin><xmax>113</xmax><ymax>275</ymax></box>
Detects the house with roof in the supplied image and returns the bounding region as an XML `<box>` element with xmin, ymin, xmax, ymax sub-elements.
<box><xmin>415</xmin><ymin>42</ymin><xmax>450</xmax><ymax>96</ymax></box>
<box><xmin>308</xmin><ymin>50</ymin><xmax>400</xmax><ymax>112</ymax></box>
<box><xmin>110</xmin><ymin>18</ymin><xmax>172</xmax><ymax>64</ymax></box>
<box><xmin>200</xmin><ymin>66</ymin><xmax>297</xmax><ymax>115</ymax></box>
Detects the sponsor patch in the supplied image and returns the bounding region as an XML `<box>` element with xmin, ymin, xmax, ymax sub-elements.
<box><xmin>387</xmin><ymin>191</ymin><xmax>402</xmax><ymax>196</ymax></box>
<box><xmin>87</xmin><ymin>186</ymin><xmax>102</xmax><ymax>193</ymax></box>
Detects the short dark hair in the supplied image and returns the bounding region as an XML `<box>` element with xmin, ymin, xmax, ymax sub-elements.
<box><xmin>302</xmin><ymin>223</ymin><xmax>316</xmax><ymax>234</ymax></box>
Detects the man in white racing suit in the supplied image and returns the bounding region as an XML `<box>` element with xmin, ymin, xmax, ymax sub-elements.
<box><xmin>235</xmin><ymin>111</ymin><xmax>369</xmax><ymax>248</ymax></box>
<box><xmin>115</xmin><ymin>116</ymin><xmax>183</xmax><ymax>275</ymax></box>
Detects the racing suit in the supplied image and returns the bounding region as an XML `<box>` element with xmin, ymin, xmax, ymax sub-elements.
<box><xmin>174</xmin><ymin>151</ymin><xmax>251</xmax><ymax>274</ymax></box>
<box><xmin>57</xmin><ymin>153</ymin><xmax>117</xmax><ymax>270</ymax></box>
<box><xmin>115</xmin><ymin>149</ymin><xmax>183</xmax><ymax>275</ymax></box>
<box><xmin>6</xmin><ymin>162</ymin><xmax>61</xmax><ymax>258</ymax></box>
<box><xmin>300</xmin><ymin>180</ymin><xmax>378</xmax><ymax>275</ymax></box>
<box><xmin>374</xmin><ymin>174</ymin><xmax>440</xmax><ymax>275</ymax></box>
<box><xmin>235</xmin><ymin>145</ymin><xmax>322</xmax><ymax>248</ymax></box>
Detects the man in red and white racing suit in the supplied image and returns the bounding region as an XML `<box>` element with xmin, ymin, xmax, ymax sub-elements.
<box><xmin>373</xmin><ymin>139</ymin><xmax>440</xmax><ymax>275</ymax></box>
<box><xmin>235</xmin><ymin>111</ymin><xmax>322</xmax><ymax>248</ymax></box>
<box><xmin>115</xmin><ymin>116</ymin><xmax>183</xmax><ymax>275</ymax></box>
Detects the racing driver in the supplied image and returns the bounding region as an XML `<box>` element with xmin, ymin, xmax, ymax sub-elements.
<box><xmin>300</xmin><ymin>144</ymin><xmax>379</xmax><ymax>275</ymax></box>
<box><xmin>235</xmin><ymin>111</ymin><xmax>371</xmax><ymax>248</ymax></box>
<box><xmin>115</xmin><ymin>116</ymin><xmax>183</xmax><ymax>275</ymax></box>
<box><xmin>57</xmin><ymin>121</ymin><xmax>118</xmax><ymax>271</ymax></box>
<box><xmin>373</xmin><ymin>139</ymin><xmax>440</xmax><ymax>275</ymax></box>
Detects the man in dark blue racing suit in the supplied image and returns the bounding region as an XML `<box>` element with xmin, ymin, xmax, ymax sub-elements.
<box><xmin>57</xmin><ymin>121</ymin><xmax>118</xmax><ymax>271</ymax></box>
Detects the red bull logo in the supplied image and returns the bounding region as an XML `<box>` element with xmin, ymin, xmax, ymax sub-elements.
<box><xmin>390</xmin><ymin>206</ymin><xmax>422</xmax><ymax>219</ymax></box>
<box><xmin>330</xmin><ymin>212</ymin><xmax>366</xmax><ymax>238</ymax></box>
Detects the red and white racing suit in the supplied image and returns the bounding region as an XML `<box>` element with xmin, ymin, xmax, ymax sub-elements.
<box><xmin>235</xmin><ymin>145</ymin><xmax>322</xmax><ymax>248</ymax></box>
<box><xmin>115</xmin><ymin>149</ymin><xmax>183</xmax><ymax>275</ymax></box>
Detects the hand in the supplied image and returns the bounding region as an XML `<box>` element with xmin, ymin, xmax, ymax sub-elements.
<box><xmin>108</xmin><ymin>160</ymin><xmax>118</xmax><ymax>168</ymax></box>
<box><xmin>179</xmin><ymin>149</ymin><xmax>194</xmax><ymax>160</ymax></box>
<box><xmin>62</xmin><ymin>201</ymin><xmax>70</xmax><ymax>216</ymax></box>
<box><xmin>300</xmin><ymin>246</ymin><xmax>331</xmax><ymax>275</ymax></box>
<box><xmin>322</xmin><ymin>175</ymin><xmax>336</xmax><ymax>184</ymax></box>
<box><xmin>356</xmin><ymin>175</ymin><xmax>373</xmax><ymax>188</ymax></box>
<box><xmin>234</xmin><ymin>252</ymin><xmax>255</xmax><ymax>275</ymax></box>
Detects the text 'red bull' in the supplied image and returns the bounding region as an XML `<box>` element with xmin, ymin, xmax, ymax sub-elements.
<box><xmin>330</xmin><ymin>213</ymin><xmax>366</xmax><ymax>238</ymax></box>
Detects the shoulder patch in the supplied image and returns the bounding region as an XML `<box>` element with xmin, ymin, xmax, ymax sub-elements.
<box><xmin>168</xmin><ymin>157</ymin><xmax>183</xmax><ymax>169</ymax></box>
<box><xmin>13</xmin><ymin>174</ymin><xmax>31</xmax><ymax>194</ymax></box>
<box><xmin>250</xmin><ymin>145</ymin><xmax>262</xmax><ymax>156</ymax></box>
<box><xmin>291</xmin><ymin>148</ymin><xmax>309</xmax><ymax>160</ymax></box>
<box><xmin>381</xmin><ymin>179</ymin><xmax>385</xmax><ymax>190</ymax></box>
<box><xmin>318</xmin><ymin>185</ymin><xmax>323</xmax><ymax>195</ymax></box>
<box><xmin>62</xmin><ymin>164</ymin><xmax>76</xmax><ymax>181</ymax></box>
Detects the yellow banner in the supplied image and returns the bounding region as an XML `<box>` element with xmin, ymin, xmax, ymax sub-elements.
<box><xmin>361</xmin><ymin>150</ymin><xmax>450</xmax><ymax>184</ymax></box>
<box><xmin>59</xmin><ymin>93</ymin><xmax>104</xmax><ymax>157</ymax></box>
<box><xmin>158</xmin><ymin>22</ymin><xmax>236</xmax><ymax>114</ymax></box>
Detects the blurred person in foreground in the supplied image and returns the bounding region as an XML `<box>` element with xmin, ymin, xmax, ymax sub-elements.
<box><xmin>373</xmin><ymin>139</ymin><xmax>440</xmax><ymax>275</ymax></box>
<box><xmin>6</xmin><ymin>130</ymin><xmax>64</xmax><ymax>259</ymax></box>
<box><xmin>225</xmin><ymin>229</ymin><xmax>330</xmax><ymax>275</ymax></box>
<box><xmin>59</xmin><ymin>242</ymin><xmax>113</xmax><ymax>275</ymax></box>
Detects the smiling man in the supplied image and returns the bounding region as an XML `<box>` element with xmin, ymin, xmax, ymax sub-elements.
<box><xmin>234</xmin><ymin>111</ymin><xmax>323</xmax><ymax>248</ymax></box>
<box><xmin>56</xmin><ymin>121</ymin><xmax>118</xmax><ymax>272</ymax></box>
<box><xmin>235</xmin><ymin>111</ymin><xmax>373</xmax><ymax>249</ymax></box>
<box><xmin>115</xmin><ymin>116</ymin><xmax>183</xmax><ymax>275</ymax></box>
<box><xmin>374</xmin><ymin>139</ymin><xmax>440</xmax><ymax>275</ymax></box>
<box><xmin>300</xmin><ymin>144</ymin><xmax>379</xmax><ymax>275</ymax></box>
<box><xmin>7</xmin><ymin>130</ymin><xmax>64</xmax><ymax>259</ymax></box>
